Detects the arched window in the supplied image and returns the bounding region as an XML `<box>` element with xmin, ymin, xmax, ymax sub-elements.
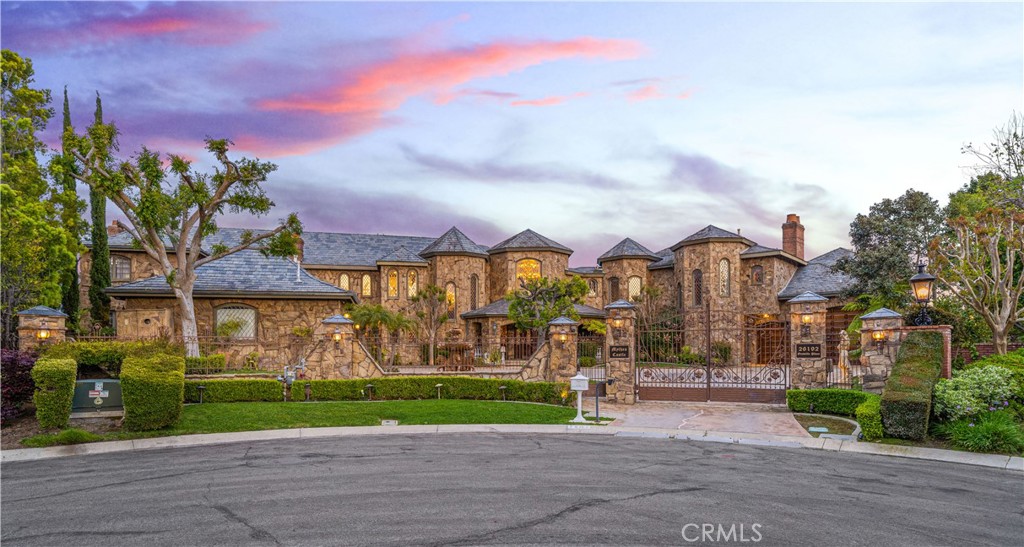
<box><xmin>407</xmin><ymin>270</ymin><xmax>418</xmax><ymax>298</ymax></box>
<box><xmin>588</xmin><ymin>279</ymin><xmax>598</xmax><ymax>297</ymax></box>
<box><xmin>627</xmin><ymin>276</ymin><xmax>643</xmax><ymax>300</ymax></box>
<box><xmin>515</xmin><ymin>258</ymin><xmax>541</xmax><ymax>284</ymax></box>
<box><xmin>676</xmin><ymin>282</ymin><xmax>683</xmax><ymax>311</ymax></box>
<box><xmin>215</xmin><ymin>304</ymin><xmax>257</xmax><ymax>339</ymax></box>
<box><xmin>361</xmin><ymin>274</ymin><xmax>372</xmax><ymax>297</ymax></box>
<box><xmin>692</xmin><ymin>270</ymin><xmax>703</xmax><ymax>307</ymax></box>
<box><xmin>751</xmin><ymin>265</ymin><xmax>764</xmax><ymax>286</ymax></box>
<box><xmin>445</xmin><ymin>282</ymin><xmax>457</xmax><ymax>320</ymax></box>
<box><xmin>609</xmin><ymin>277</ymin><xmax>620</xmax><ymax>301</ymax></box>
<box><xmin>110</xmin><ymin>255</ymin><xmax>132</xmax><ymax>282</ymax></box>
<box><xmin>719</xmin><ymin>259</ymin><xmax>731</xmax><ymax>297</ymax></box>
<box><xmin>338</xmin><ymin>273</ymin><xmax>350</xmax><ymax>291</ymax></box>
<box><xmin>470</xmin><ymin>274</ymin><xmax>479</xmax><ymax>310</ymax></box>
<box><xmin>386</xmin><ymin>270</ymin><xmax>399</xmax><ymax>299</ymax></box>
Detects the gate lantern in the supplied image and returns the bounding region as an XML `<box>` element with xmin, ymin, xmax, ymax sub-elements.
<box><xmin>909</xmin><ymin>263</ymin><xmax>936</xmax><ymax>326</ymax></box>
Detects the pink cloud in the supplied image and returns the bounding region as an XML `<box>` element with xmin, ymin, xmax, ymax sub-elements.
<box><xmin>627</xmin><ymin>84</ymin><xmax>664</xmax><ymax>102</ymax></box>
<box><xmin>433</xmin><ymin>88</ymin><xmax>522</xmax><ymax>105</ymax></box>
<box><xmin>510</xmin><ymin>92</ymin><xmax>589</xmax><ymax>107</ymax></box>
<box><xmin>261</xmin><ymin>37</ymin><xmax>644</xmax><ymax>115</ymax></box>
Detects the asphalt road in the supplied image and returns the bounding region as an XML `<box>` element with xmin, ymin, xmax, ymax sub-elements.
<box><xmin>2</xmin><ymin>434</ymin><xmax>1021</xmax><ymax>546</ymax></box>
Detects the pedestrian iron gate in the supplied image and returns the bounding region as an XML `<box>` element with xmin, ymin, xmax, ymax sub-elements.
<box><xmin>635</xmin><ymin>307</ymin><xmax>791</xmax><ymax>404</ymax></box>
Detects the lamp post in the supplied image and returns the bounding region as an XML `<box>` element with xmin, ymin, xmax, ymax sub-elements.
<box><xmin>909</xmin><ymin>263</ymin><xmax>936</xmax><ymax>326</ymax></box>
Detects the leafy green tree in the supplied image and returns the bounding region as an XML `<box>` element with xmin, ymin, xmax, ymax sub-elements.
<box><xmin>507</xmin><ymin>276</ymin><xmax>588</xmax><ymax>341</ymax></box>
<box><xmin>65</xmin><ymin>113</ymin><xmax>301</xmax><ymax>357</ymax></box>
<box><xmin>834</xmin><ymin>189</ymin><xmax>945</xmax><ymax>302</ymax></box>
<box><xmin>1</xmin><ymin>49</ymin><xmax>52</xmax><ymax>198</ymax></box>
<box><xmin>410</xmin><ymin>285</ymin><xmax>448</xmax><ymax>367</ymax></box>
<box><xmin>86</xmin><ymin>93</ymin><xmax>111</xmax><ymax>329</ymax></box>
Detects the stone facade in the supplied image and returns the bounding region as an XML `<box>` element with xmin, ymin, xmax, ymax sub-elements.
<box><xmin>487</xmin><ymin>250</ymin><xmax>569</xmax><ymax>301</ymax></box>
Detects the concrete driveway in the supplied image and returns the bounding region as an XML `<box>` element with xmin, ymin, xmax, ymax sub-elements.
<box><xmin>584</xmin><ymin>400</ymin><xmax>811</xmax><ymax>437</ymax></box>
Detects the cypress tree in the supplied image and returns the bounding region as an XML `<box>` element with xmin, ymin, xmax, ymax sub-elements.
<box><xmin>59</xmin><ymin>87</ymin><xmax>81</xmax><ymax>333</ymax></box>
<box><xmin>87</xmin><ymin>92</ymin><xmax>110</xmax><ymax>329</ymax></box>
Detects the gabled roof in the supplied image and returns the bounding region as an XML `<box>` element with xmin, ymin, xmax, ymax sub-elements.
<box><xmin>740</xmin><ymin>244</ymin><xmax>807</xmax><ymax>265</ymax></box>
<box><xmin>647</xmin><ymin>248</ymin><xmax>675</xmax><ymax>270</ymax></box>
<box><xmin>488</xmin><ymin>229</ymin><xmax>572</xmax><ymax>255</ymax></box>
<box><xmin>377</xmin><ymin>246</ymin><xmax>428</xmax><ymax>265</ymax></box>
<box><xmin>596</xmin><ymin>238</ymin><xmax>659</xmax><ymax>264</ymax></box>
<box><xmin>418</xmin><ymin>227</ymin><xmax>489</xmax><ymax>258</ymax></box>
<box><xmin>106</xmin><ymin>249</ymin><xmax>356</xmax><ymax>300</ymax></box>
<box><xmin>17</xmin><ymin>305</ymin><xmax>67</xmax><ymax>317</ymax></box>
<box><xmin>671</xmin><ymin>225</ymin><xmax>755</xmax><ymax>251</ymax></box>
<box><xmin>777</xmin><ymin>247</ymin><xmax>855</xmax><ymax>300</ymax></box>
<box><xmin>461</xmin><ymin>299</ymin><xmax>604</xmax><ymax>319</ymax></box>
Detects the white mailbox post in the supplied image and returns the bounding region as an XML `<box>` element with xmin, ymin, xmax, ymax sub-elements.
<box><xmin>570</xmin><ymin>373</ymin><xmax>590</xmax><ymax>423</ymax></box>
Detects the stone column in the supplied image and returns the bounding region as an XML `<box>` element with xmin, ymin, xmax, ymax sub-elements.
<box><xmin>858</xmin><ymin>308</ymin><xmax>904</xmax><ymax>393</ymax></box>
<box><xmin>786</xmin><ymin>293</ymin><xmax>829</xmax><ymax>389</ymax></box>
<box><xmin>306</xmin><ymin>314</ymin><xmax>366</xmax><ymax>380</ymax></box>
<box><xmin>17</xmin><ymin>306</ymin><xmax>68</xmax><ymax>352</ymax></box>
<box><xmin>604</xmin><ymin>300</ymin><xmax>636</xmax><ymax>405</ymax></box>
<box><xmin>546</xmin><ymin>316</ymin><xmax>579</xmax><ymax>383</ymax></box>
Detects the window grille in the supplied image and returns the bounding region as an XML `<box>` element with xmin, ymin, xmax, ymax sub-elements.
<box><xmin>470</xmin><ymin>274</ymin><xmax>479</xmax><ymax>310</ymax></box>
<box><xmin>339</xmin><ymin>274</ymin><xmax>349</xmax><ymax>290</ymax></box>
<box><xmin>387</xmin><ymin>270</ymin><xmax>399</xmax><ymax>299</ymax></box>
<box><xmin>515</xmin><ymin>259</ymin><xmax>541</xmax><ymax>283</ymax></box>
<box><xmin>627</xmin><ymin>276</ymin><xmax>642</xmax><ymax>300</ymax></box>
<box><xmin>361</xmin><ymin>274</ymin><xmax>372</xmax><ymax>297</ymax></box>
<box><xmin>407</xmin><ymin>270</ymin><xmax>418</xmax><ymax>298</ymax></box>
<box><xmin>215</xmin><ymin>305</ymin><xmax>257</xmax><ymax>339</ymax></box>
<box><xmin>692</xmin><ymin>270</ymin><xmax>703</xmax><ymax>306</ymax></box>
<box><xmin>111</xmin><ymin>255</ymin><xmax>132</xmax><ymax>281</ymax></box>
<box><xmin>719</xmin><ymin>259</ymin><xmax>731</xmax><ymax>297</ymax></box>
<box><xmin>445</xmin><ymin>282</ymin><xmax>457</xmax><ymax>320</ymax></box>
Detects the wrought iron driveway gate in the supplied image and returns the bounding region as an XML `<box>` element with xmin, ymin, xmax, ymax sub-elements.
<box><xmin>635</xmin><ymin>306</ymin><xmax>791</xmax><ymax>404</ymax></box>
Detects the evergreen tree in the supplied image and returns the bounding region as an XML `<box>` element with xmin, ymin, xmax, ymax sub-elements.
<box><xmin>87</xmin><ymin>92</ymin><xmax>110</xmax><ymax>328</ymax></box>
<box><xmin>57</xmin><ymin>87</ymin><xmax>82</xmax><ymax>332</ymax></box>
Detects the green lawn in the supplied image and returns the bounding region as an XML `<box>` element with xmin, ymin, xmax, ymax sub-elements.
<box><xmin>22</xmin><ymin>400</ymin><xmax>596</xmax><ymax>447</ymax></box>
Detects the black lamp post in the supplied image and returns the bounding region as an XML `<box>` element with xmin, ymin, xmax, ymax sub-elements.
<box><xmin>910</xmin><ymin>263</ymin><xmax>936</xmax><ymax>326</ymax></box>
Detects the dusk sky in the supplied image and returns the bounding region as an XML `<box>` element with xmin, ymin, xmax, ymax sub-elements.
<box><xmin>4</xmin><ymin>1</ymin><xmax>1021</xmax><ymax>266</ymax></box>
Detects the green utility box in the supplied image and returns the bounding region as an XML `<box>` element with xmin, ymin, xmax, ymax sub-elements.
<box><xmin>72</xmin><ymin>379</ymin><xmax>123</xmax><ymax>412</ymax></box>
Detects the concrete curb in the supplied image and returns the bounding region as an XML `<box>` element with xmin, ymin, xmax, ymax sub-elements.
<box><xmin>3</xmin><ymin>424</ymin><xmax>1021</xmax><ymax>472</ymax></box>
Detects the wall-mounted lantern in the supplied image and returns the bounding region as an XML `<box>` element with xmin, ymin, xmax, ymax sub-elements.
<box><xmin>36</xmin><ymin>320</ymin><xmax>51</xmax><ymax>341</ymax></box>
<box><xmin>322</xmin><ymin>314</ymin><xmax>353</xmax><ymax>350</ymax></box>
<box><xmin>332</xmin><ymin>328</ymin><xmax>343</xmax><ymax>343</ymax></box>
<box><xmin>910</xmin><ymin>263</ymin><xmax>936</xmax><ymax>326</ymax></box>
<box><xmin>548</xmin><ymin>316</ymin><xmax>578</xmax><ymax>349</ymax></box>
<box><xmin>611</xmin><ymin>313</ymin><xmax>624</xmax><ymax>329</ymax></box>
<box><xmin>871</xmin><ymin>329</ymin><xmax>890</xmax><ymax>348</ymax></box>
<box><xmin>799</xmin><ymin>306</ymin><xmax>813</xmax><ymax>337</ymax></box>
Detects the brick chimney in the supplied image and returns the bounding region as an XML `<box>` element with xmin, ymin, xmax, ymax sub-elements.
<box><xmin>106</xmin><ymin>220</ymin><xmax>125</xmax><ymax>237</ymax></box>
<box><xmin>782</xmin><ymin>214</ymin><xmax>804</xmax><ymax>260</ymax></box>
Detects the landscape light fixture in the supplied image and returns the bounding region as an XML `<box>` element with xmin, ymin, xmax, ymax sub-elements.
<box><xmin>910</xmin><ymin>263</ymin><xmax>936</xmax><ymax>326</ymax></box>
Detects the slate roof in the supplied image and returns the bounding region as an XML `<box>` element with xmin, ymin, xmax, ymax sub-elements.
<box><xmin>567</xmin><ymin>266</ymin><xmax>603</xmax><ymax>275</ymax></box>
<box><xmin>418</xmin><ymin>227</ymin><xmax>489</xmax><ymax>258</ymax></box>
<box><xmin>860</xmin><ymin>308</ymin><xmax>903</xmax><ymax>320</ymax></box>
<box><xmin>105</xmin><ymin>249</ymin><xmax>356</xmax><ymax>299</ymax></box>
<box><xmin>604</xmin><ymin>299</ymin><xmax>636</xmax><ymax>310</ymax></box>
<box><xmin>596</xmin><ymin>238</ymin><xmax>659</xmax><ymax>264</ymax></box>
<box><xmin>17</xmin><ymin>305</ymin><xmax>68</xmax><ymax>317</ymax></box>
<box><xmin>786</xmin><ymin>291</ymin><xmax>829</xmax><ymax>303</ymax></box>
<box><xmin>488</xmin><ymin>229</ymin><xmax>572</xmax><ymax>255</ymax></box>
<box><xmin>647</xmin><ymin>248</ymin><xmax>675</xmax><ymax>270</ymax></box>
<box><xmin>461</xmin><ymin>299</ymin><xmax>605</xmax><ymax>319</ymax></box>
<box><xmin>741</xmin><ymin>244</ymin><xmax>779</xmax><ymax>255</ymax></box>
<box><xmin>671</xmin><ymin>225</ymin><xmax>754</xmax><ymax>250</ymax></box>
<box><xmin>83</xmin><ymin>230</ymin><xmax>183</xmax><ymax>252</ymax></box>
<box><xmin>377</xmin><ymin>246</ymin><xmax>428</xmax><ymax>265</ymax></box>
<box><xmin>777</xmin><ymin>248</ymin><xmax>855</xmax><ymax>300</ymax></box>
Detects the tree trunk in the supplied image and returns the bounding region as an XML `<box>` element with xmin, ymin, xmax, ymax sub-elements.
<box><xmin>174</xmin><ymin>284</ymin><xmax>200</xmax><ymax>358</ymax></box>
<box><xmin>428</xmin><ymin>330</ymin><xmax>436</xmax><ymax>368</ymax></box>
<box><xmin>992</xmin><ymin>327</ymin><xmax>1009</xmax><ymax>355</ymax></box>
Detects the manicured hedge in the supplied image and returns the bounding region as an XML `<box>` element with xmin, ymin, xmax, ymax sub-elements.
<box><xmin>42</xmin><ymin>340</ymin><xmax>181</xmax><ymax>377</ymax></box>
<box><xmin>120</xmin><ymin>355</ymin><xmax>185</xmax><ymax>431</ymax></box>
<box><xmin>184</xmin><ymin>379</ymin><xmax>283</xmax><ymax>403</ymax></box>
<box><xmin>291</xmin><ymin>376</ymin><xmax>570</xmax><ymax>405</ymax></box>
<box><xmin>185</xmin><ymin>354</ymin><xmax>227</xmax><ymax>375</ymax></box>
<box><xmin>786</xmin><ymin>388</ymin><xmax>883</xmax><ymax>441</ymax></box>
<box><xmin>31</xmin><ymin>358</ymin><xmax>77</xmax><ymax>429</ymax></box>
<box><xmin>881</xmin><ymin>331</ymin><xmax>944</xmax><ymax>440</ymax></box>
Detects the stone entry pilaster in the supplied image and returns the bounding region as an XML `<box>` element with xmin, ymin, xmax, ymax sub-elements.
<box><xmin>858</xmin><ymin>308</ymin><xmax>953</xmax><ymax>392</ymax></box>
<box><xmin>604</xmin><ymin>300</ymin><xmax>636</xmax><ymax>404</ymax></box>
<box><xmin>787</xmin><ymin>292</ymin><xmax>829</xmax><ymax>389</ymax></box>
<box><xmin>17</xmin><ymin>306</ymin><xmax>68</xmax><ymax>352</ymax></box>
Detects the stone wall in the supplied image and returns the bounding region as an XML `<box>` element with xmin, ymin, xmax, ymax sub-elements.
<box><xmin>579</xmin><ymin>273</ymin><xmax>605</xmax><ymax>310</ymax></box>
<box><xmin>648</xmin><ymin>268</ymin><xmax>677</xmax><ymax>313</ymax></box>
<box><xmin>740</xmin><ymin>256</ymin><xmax>794</xmax><ymax>314</ymax></box>
<box><xmin>601</xmin><ymin>258</ymin><xmax>653</xmax><ymax>301</ymax></box>
<box><xmin>79</xmin><ymin>249</ymin><xmax>176</xmax><ymax>330</ymax></box>
<box><xmin>604</xmin><ymin>304</ymin><xmax>636</xmax><ymax>404</ymax></box>
<box><xmin>786</xmin><ymin>300</ymin><xmax>829</xmax><ymax>388</ymax></box>
<box><xmin>487</xmin><ymin>250</ymin><xmax>569</xmax><ymax>302</ymax></box>
<box><xmin>431</xmin><ymin>254</ymin><xmax>488</xmax><ymax>336</ymax></box>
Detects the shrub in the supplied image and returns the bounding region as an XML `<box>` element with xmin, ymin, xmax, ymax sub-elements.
<box><xmin>42</xmin><ymin>340</ymin><xmax>181</xmax><ymax>377</ymax></box>
<box><xmin>786</xmin><ymin>388</ymin><xmax>882</xmax><ymax>441</ymax></box>
<box><xmin>120</xmin><ymin>355</ymin><xmax>185</xmax><ymax>431</ymax></box>
<box><xmin>184</xmin><ymin>379</ymin><xmax>283</xmax><ymax>403</ymax></box>
<box><xmin>711</xmin><ymin>341</ymin><xmax>732</xmax><ymax>364</ymax></box>
<box><xmin>185</xmin><ymin>354</ymin><xmax>228</xmax><ymax>374</ymax></box>
<box><xmin>31</xmin><ymin>358</ymin><xmax>77</xmax><ymax>429</ymax></box>
<box><xmin>964</xmin><ymin>349</ymin><xmax>1024</xmax><ymax>399</ymax></box>
<box><xmin>881</xmin><ymin>331</ymin><xmax>943</xmax><ymax>440</ymax></box>
<box><xmin>2</xmin><ymin>349</ymin><xmax>37</xmax><ymax>423</ymax></box>
<box><xmin>933</xmin><ymin>365</ymin><xmax>1016</xmax><ymax>422</ymax></box>
<box><xmin>291</xmin><ymin>376</ymin><xmax>569</xmax><ymax>405</ymax></box>
<box><xmin>578</xmin><ymin>356</ymin><xmax>598</xmax><ymax>368</ymax></box>
<box><xmin>935</xmin><ymin>410</ymin><xmax>1024</xmax><ymax>454</ymax></box>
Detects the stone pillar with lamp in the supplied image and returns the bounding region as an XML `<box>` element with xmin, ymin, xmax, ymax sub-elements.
<box><xmin>785</xmin><ymin>292</ymin><xmax>829</xmax><ymax>389</ymax></box>
<box><xmin>603</xmin><ymin>299</ymin><xmax>636</xmax><ymax>404</ymax></box>
<box><xmin>17</xmin><ymin>306</ymin><xmax>68</xmax><ymax>352</ymax></box>
<box><xmin>546</xmin><ymin>316</ymin><xmax>579</xmax><ymax>383</ymax></box>
<box><xmin>857</xmin><ymin>308</ymin><xmax>903</xmax><ymax>393</ymax></box>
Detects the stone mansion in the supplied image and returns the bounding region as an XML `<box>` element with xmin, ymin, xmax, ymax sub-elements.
<box><xmin>77</xmin><ymin>213</ymin><xmax>856</xmax><ymax>365</ymax></box>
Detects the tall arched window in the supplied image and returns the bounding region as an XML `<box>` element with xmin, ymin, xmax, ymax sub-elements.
<box><xmin>676</xmin><ymin>283</ymin><xmax>683</xmax><ymax>311</ymax></box>
<box><xmin>692</xmin><ymin>270</ymin><xmax>703</xmax><ymax>307</ymax></box>
<box><xmin>110</xmin><ymin>255</ymin><xmax>132</xmax><ymax>282</ymax></box>
<box><xmin>339</xmin><ymin>273</ymin><xmax>349</xmax><ymax>291</ymax></box>
<box><xmin>751</xmin><ymin>265</ymin><xmax>764</xmax><ymax>286</ymax></box>
<box><xmin>470</xmin><ymin>274</ymin><xmax>479</xmax><ymax>310</ymax></box>
<box><xmin>719</xmin><ymin>259</ymin><xmax>731</xmax><ymax>297</ymax></box>
<box><xmin>361</xmin><ymin>274</ymin><xmax>372</xmax><ymax>297</ymax></box>
<box><xmin>215</xmin><ymin>304</ymin><xmax>257</xmax><ymax>339</ymax></box>
<box><xmin>387</xmin><ymin>270</ymin><xmax>399</xmax><ymax>299</ymax></box>
<box><xmin>515</xmin><ymin>258</ymin><xmax>541</xmax><ymax>284</ymax></box>
<box><xmin>627</xmin><ymin>276</ymin><xmax>643</xmax><ymax>300</ymax></box>
<box><xmin>445</xmin><ymin>282</ymin><xmax>457</xmax><ymax>320</ymax></box>
<box><xmin>609</xmin><ymin>277</ymin><xmax>620</xmax><ymax>301</ymax></box>
<box><xmin>407</xmin><ymin>270</ymin><xmax>418</xmax><ymax>298</ymax></box>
